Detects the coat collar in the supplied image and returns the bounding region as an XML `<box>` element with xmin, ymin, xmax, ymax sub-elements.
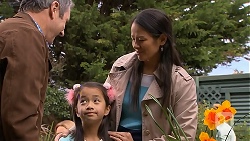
<box><xmin>112</xmin><ymin>52</ymin><xmax>137</xmax><ymax>69</ymax></box>
<box><xmin>13</xmin><ymin>12</ymin><xmax>53</xmax><ymax>71</ymax></box>
<box><xmin>112</xmin><ymin>51</ymin><xmax>178</xmax><ymax>80</ymax></box>
<box><xmin>13</xmin><ymin>12</ymin><xmax>37</xmax><ymax>28</ymax></box>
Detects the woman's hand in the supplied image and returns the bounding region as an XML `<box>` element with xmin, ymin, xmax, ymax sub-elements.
<box><xmin>108</xmin><ymin>131</ymin><xmax>134</xmax><ymax>141</ymax></box>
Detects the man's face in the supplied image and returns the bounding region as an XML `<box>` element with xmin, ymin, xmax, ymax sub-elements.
<box><xmin>55</xmin><ymin>8</ymin><xmax>71</xmax><ymax>38</ymax></box>
<box><xmin>47</xmin><ymin>1</ymin><xmax>71</xmax><ymax>44</ymax></box>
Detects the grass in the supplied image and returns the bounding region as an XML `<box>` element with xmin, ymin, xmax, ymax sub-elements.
<box><xmin>39</xmin><ymin>123</ymin><xmax>55</xmax><ymax>141</ymax></box>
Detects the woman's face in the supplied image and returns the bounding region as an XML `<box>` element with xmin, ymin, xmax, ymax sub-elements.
<box><xmin>131</xmin><ymin>22</ymin><xmax>166</xmax><ymax>62</ymax></box>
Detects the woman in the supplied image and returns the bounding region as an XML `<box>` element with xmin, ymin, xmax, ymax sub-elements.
<box><xmin>55</xmin><ymin>8</ymin><xmax>197</xmax><ymax>141</ymax></box>
<box><xmin>106</xmin><ymin>8</ymin><xmax>198</xmax><ymax>141</ymax></box>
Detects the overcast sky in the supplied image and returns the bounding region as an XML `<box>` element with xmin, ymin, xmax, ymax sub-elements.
<box><xmin>208</xmin><ymin>56</ymin><xmax>250</xmax><ymax>76</ymax></box>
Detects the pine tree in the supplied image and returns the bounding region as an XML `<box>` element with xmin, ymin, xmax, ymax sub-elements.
<box><xmin>51</xmin><ymin>0</ymin><xmax>250</xmax><ymax>85</ymax></box>
<box><xmin>0</xmin><ymin>0</ymin><xmax>14</xmax><ymax>20</ymax></box>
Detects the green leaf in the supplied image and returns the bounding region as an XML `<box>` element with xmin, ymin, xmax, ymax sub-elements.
<box><xmin>145</xmin><ymin>104</ymin><xmax>180</xmax><ymax>141</ymax></box>
<box><xmin>145</xmin><ymin>104</ymin><xmax>167</xmax><ymax>137</ymax></box>
<box><xmin>148</xmin><ymin>94</ymin><xmax>182</xmax><ymax>139</ymax></box>
<box><xmin>148</xmin><ymin>94</ymin><xmax>189</xmax><ymax>141</ymax></box>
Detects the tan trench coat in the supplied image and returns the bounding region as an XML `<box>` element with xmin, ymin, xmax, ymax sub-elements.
<box><xmin>106</xmin><ymin>52</ymin><xmax>198</xmax><ymax>141</ymax></box>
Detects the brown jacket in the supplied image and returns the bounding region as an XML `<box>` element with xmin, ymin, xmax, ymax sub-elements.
<box><xmin>106</xmin><ymin>52</ymin><xmax>198</xmax><ymax>141</ymax></box>
<box><xmin>0</xmin><ymin>12</ymin><xmax>50</xmax><ymax>141</ymax></box>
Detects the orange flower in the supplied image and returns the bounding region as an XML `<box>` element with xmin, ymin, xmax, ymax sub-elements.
<box><xmin>199</xmin><ymin>132</ymin><xmax>216</xmax><ymax>141</ymax></box>
<box><xmin>204</xmin><ymin>108</ymin><xmax>224</xmax><ymax>130</ymax></box>
<box><xmin>217</xmin><ymin>100</ymin><xmax>237</xmax><ymax>121</ymax></box>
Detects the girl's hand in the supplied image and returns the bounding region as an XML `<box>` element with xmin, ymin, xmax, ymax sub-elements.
<box><xmin>54</xmin><ymin>133</ymin><xmax>63</xmax><ymax>141</ymax></box>
<box><xmin>54</xmin><ymin>131</ymin><xmax>70</xmax><ymax>141</ymax></box>
<box><xmin>54</xmin><ymin>125</ymin><xmax>74</xmax><ymax>141</ymax></box>
<box><xmin>108</xmin><ymin>131</ymin><xmax>134</xmax><ymax>141</ymax></box>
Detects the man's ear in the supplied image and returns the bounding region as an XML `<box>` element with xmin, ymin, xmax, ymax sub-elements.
<box><xmin>49</xmin><ymin>1</ymin><xmax>60</xmax><ymax>19</ymax></box>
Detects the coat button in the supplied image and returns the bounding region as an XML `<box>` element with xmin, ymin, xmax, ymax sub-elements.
<box><xmin>144</xmin><ymin>130</ymin><xmax>150</xmax><ymax>136</ymax></box>
<box><xmin>143</xmin><ymin>111</ymin><xmax>148</xmax><ymax>116</ymax></box>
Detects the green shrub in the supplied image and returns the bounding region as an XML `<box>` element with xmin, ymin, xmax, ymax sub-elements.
<box><xmin>196</xmin><ymin>102</ymin><xmax>209</xmax><ymax>140</ymax></box>
<box><xmin>233</xmin><ymin>120</ymin><xmax>250</xmax><ymax>141</ymax></box>
<box><xmin>43</xmin><ymin>86</ymin><xmax>71</xmax><ymax>125</ymax></box>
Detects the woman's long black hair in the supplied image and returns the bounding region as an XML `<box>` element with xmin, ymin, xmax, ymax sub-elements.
<box><xmin>130</xmin><ymin>8</ymin><xmax>182</xmax><ymax>109</ymax></box>
<box><xmin>71</xmin><ymin>82</ymin><xmax>113</xmax><ymax>141</ymax></box>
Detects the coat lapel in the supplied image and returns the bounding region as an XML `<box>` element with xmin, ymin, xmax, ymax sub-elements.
<box><xmin>142</xmin><ymin>79</ymin><xmax>163</xmax><ymax>100</ymax></box>
<box><xmin>108</xmin><ymin>67</ymin><xmax>133</xmax><ymax>130</ymax></box>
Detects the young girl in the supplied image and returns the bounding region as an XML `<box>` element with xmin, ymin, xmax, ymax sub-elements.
<box><xmin>58</xmin><ymin>82</ymin><xmax>115</xmax><ymax>141</ymax></box>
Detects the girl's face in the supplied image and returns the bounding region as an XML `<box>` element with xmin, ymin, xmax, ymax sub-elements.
<box><xmin>76</xmin><ymin>87</ymin><xmax>110</xmax><ymax>123</ymax></box>
<box><xmin>131</xmin><ymin>22</ymin><xmax>166</xmax><ymax>62</ymax></box>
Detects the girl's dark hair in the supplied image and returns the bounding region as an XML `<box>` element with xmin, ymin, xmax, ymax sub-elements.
<box><xmin>130</xmin><ymin>8</ymin><xmax>182</xmax><ymax>109</ymax></box>
<box><xmin>71</xmin><ymin>82</ymin><xmax>113</xmax><ymax>141</ymax></box>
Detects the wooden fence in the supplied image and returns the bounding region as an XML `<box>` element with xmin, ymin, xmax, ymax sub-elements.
<box><xmin>194</xmin><ymin>73</ymin><xmax>250</xmax><ymax>125</ymax></box>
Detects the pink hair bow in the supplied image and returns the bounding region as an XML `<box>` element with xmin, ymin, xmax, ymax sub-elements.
<box><xmin>103</xmin><ymin>82</ymin><xmax>115</xmax><ymax>103</ymax></box>
<box><xmin>65</xmin><ymin>84</ymin><xmax>81</xmax><ymax>105</ymax></box>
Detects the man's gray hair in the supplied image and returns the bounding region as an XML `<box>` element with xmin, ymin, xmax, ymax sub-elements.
<box><xmin>19</xmin><ymin>0</ymin><xmax>74</xmax><ymax>18</ymax></box>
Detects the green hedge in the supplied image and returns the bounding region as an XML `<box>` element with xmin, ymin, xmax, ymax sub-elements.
<box><xmin>43</xmin><ymin>86</ymin><xmax>71</xmax><ymax>125</ymax></box>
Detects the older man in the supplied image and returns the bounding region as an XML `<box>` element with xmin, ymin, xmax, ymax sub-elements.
<box><xmin>0</xmin><ymin>0</ymin><xmax>74</xmax><ymax>141</ymax></box>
